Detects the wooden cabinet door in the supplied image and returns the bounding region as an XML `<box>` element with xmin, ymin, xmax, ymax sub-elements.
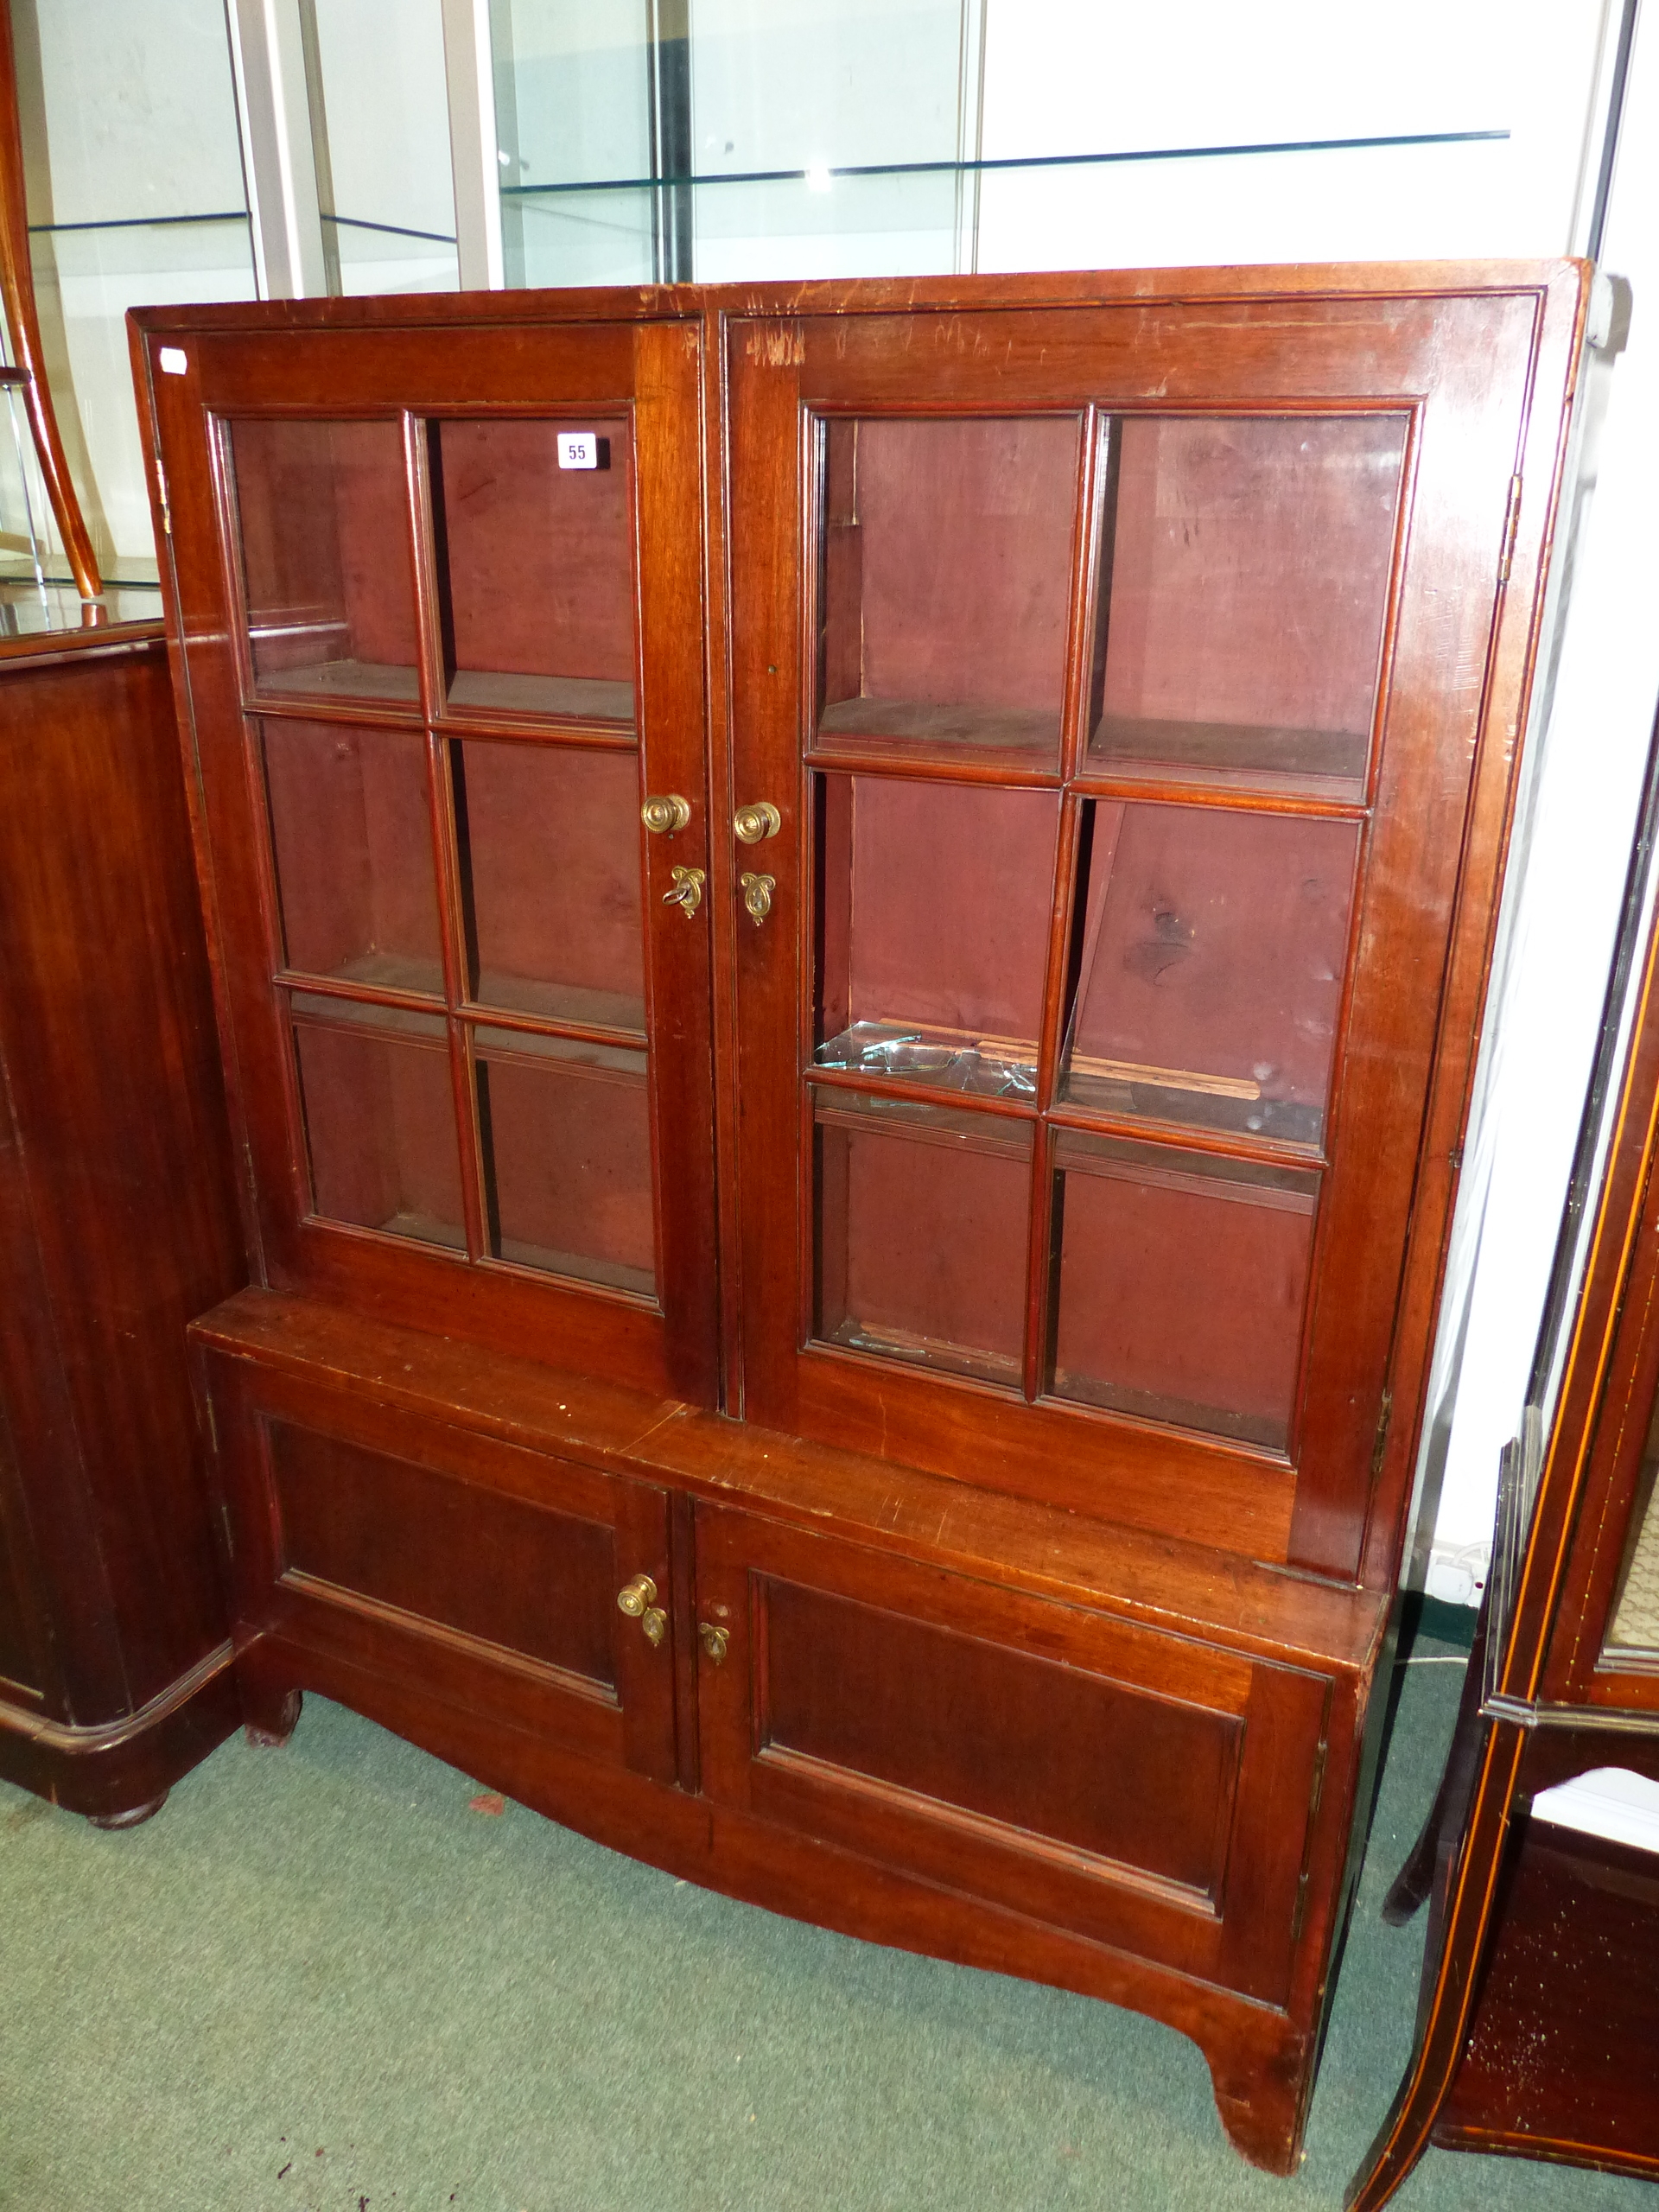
<box><xmin>139</xmin><ymin>314</ymin><xmax>717</xmax><ymax>1408</ymax></box>
<box><xmin>693</xmin><ymin>1502</ymin><xmax>1329</xmax><ymax>2005</ymax></box>
<box><xmin>205</xmin><ymin>1352</ymin><xmax>680</xmax><ymax>1785</ymax></box>
<box><xmin>722</xmin><ymin>270</ymin><xmax>1586</xmax><ymax>1577</ymax></box>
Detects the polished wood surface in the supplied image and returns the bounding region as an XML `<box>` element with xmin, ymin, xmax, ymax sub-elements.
<box><xmin>1349</xmin><ymin>725</ymin><xmax>1659</xmax><ymax>2209</ymax></box>
<box><xmin>0</xmin><ymin>630</ymin><xmax>244</xmax><ymax>1816</ymax></box>
<box><xmin>130</xmin><ymin>264</ymin><xmax>1589</xmax><ymax>2173</ymax></box>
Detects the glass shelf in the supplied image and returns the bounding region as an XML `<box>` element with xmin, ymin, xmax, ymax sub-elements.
<box><xmin>813</xmin><ymin>1087</ymin><xmax>1031</xmax><ymax>1389</ymax></box>
<box><xmin>261</xmin><ymin>718</ymin><xmax>442</xmax><ymax>995</ymax></box>
<box><xmin>1059</xmin><ymin>800</ymin><xmax>1361</xmax><ymax>1148</ymax></box>
<box><xmin>1087</xmin><ymin>414</ymin><xmax>1406</xmax><ymax>803</ymax></box>
<box><xmin>290</xmin><ymin>995</ymin><xmax>465</xmax><ymax>1252</ymax></box>
<box><xmin>229</xmin><ymin>418</ymin><xmax>420</xmax><ymax>705</ymax></box>
<box><xmin>435</xmin><ymin>418</ymin><xmax>636</xmax><ymax>727</ymax></box>
<box><xmin>815</xmin><ymin>415</ymin><xmax>1078</xmax><ymax>766</ymax></box>
<box><xmin>475</xmin><ymin>1027</ymin><xmax>655</xmax><ymax>1294</ymax></box>
<box><xmin>814</xmin><ymin>773</ymin><xmax>1058</xmax><ymax>1098</ymax></box>
<box><xmin>1046</xmin><ymin>1130</ymin><xmax>1319</xmax><ymax>1452</ymax></box>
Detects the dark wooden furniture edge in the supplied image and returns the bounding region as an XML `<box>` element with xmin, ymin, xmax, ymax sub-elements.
<box><xmin>192</xmin><ymin>1287</ymin><xmax>1386</xmax><ymax>1675</ymax></box>
<box><xmin>0</xmin><ymin>619</ymin><xmax>164</xmax><ymax>668</ymax></box>
<box><xmin>0</xmin><ymin>1637</ymin><xmax>240</xmax><ymax>1821</ymax></box>
<box><xmin>126</xmin><ymin>258</ymin><xmax>1586</xmax><ymax>340</ymax></box>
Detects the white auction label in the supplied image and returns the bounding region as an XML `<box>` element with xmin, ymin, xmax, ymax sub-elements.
<box><xmin>557</xmin><ymin>430</ymin><xmax>600</xmax><ymax>470</ymax></box>
<box><xmin>157</xmin><ymin>346</ymin><xmax>188</xmax><ymax>376</ymax></box>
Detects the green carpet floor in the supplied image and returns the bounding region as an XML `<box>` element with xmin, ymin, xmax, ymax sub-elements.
<box><xmin>2</xmin><ymin>1623</ymin><xmax>1651</xmax><ymax>2212</ymax></box>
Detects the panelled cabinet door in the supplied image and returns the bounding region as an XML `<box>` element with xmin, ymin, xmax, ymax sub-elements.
<box><xmin>206</xmin><ymin>1356</ymin><xmax>680</xmax><ymax>1783</ymax></box>
<box><xmin>724</xmin><ymin>288</ymin><xmax>1547</xmax><ymax>1574</ymax></box>
<box><xmin>145</xmin><ymin>319</ymin><xmax>717</xmax><ymax>1406</ymax></box>
<box><xmin>693</xmin><ymin>1503</ymin><xmax>1330</xmax><ymax>2005</ymax></box>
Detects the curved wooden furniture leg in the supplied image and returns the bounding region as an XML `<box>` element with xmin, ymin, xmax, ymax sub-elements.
<box><xmin>88</xmin><ymin>1791</ymin><xmax>168</xmax><ymax>1830</ymax></box>
<box><xmin>1208</xmin><ymin>2047</ymin><xmax>1306</xmax><ymax>2176</ymax></box>
<box><xmin>1345</xmin><ymin>1724</ymin><xmax>1523</xmax><ymax>2212</ymax></box>
<box><xmin>1382</xmin><ymin>1602</ymin><xmax>1491</xmax><ymax>1927</ymax></box>
<box><xmin>244</xmin><ymin>1685</ymin><xmax>302</xmax><ymax>1749</ymax></box>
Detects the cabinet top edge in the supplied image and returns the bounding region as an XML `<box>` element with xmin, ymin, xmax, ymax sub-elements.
<box><xmin>126</xmin><ymin>257</ymin><xmax>1591</xmax><ymax>343</ymax></box>
<box><xmin>192</xmin><ymin>1290</ymin><xmax>1387</xmax><ymax>1675</ymax></box>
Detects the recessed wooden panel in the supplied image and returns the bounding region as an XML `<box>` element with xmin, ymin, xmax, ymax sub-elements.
<box><xmin>1090</xmin><ymin>414</ymin><xmax>1406</xmax><ymax>802</ymax></box>
<box><xmin>228</xmin><ymin>416</ymin><xmax>418</xmax><ymax>704</ymax></box>
<box><xmin>262</xmin><ymin>718</ymin><xmax>442</xmax><ymax>994</ymax></box>
<box><xmin>456</xmin><ymin>739</ymin><xmax>645</xmax><ymax>1033</ymax></box>
<box><xmin>291</xmin><ymin>1000</ymin><xmax>465</xmax><ymax>1250</ymax></box>
<box><xmin>1060</xmin><ymin>802</ymin><xmax>1361</xmax><ymax>1148</ymax></box>
<box><xmin>817</xmin><ymin>415</ymin><xmax>1078</xmax><ymax>762</ymax></box>
<box><xmin>814</xmin><ymin>1090</ymin><xmax>1031</xmax><ymax>1387</ymax></box>
<box><xmin>269</xmin><ymin>1418</ymin><xmax>617</xmax><ymax>1687</ymax></box>
<box><xmin>435</xmin><ymin>416</ymin><xmax>636</xmax><ymax>725</ymax></box>
<box><xmin>760</xmin><ymin>1577</ymin><xmax>1243</xmax><ymax>1902</ymax></box>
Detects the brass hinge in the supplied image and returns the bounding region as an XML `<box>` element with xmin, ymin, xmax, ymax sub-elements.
<box><xmin>1497</xmin><ymin>474</ymin><xmax>1522</xmax><ymax>582</ymax></box>
<box><xmin>153</xmin><ymin>455</ymin><xmax>172</xmax><ymax>537</ymax></box>
<box><xmin>1291</xmin><ymin>1867</ymin><xmax>1311</xmax><ymax>1942</ymax></box>
<box><xmin>1370</xmin><ymin>1387</ymin><xmax>1394</xmax><ymax>1485</ymax></box>
<box><xmin>1309</xmin><ymin>1737</ymin><xmax>1330</xmax><ymax>1821</ymax></box>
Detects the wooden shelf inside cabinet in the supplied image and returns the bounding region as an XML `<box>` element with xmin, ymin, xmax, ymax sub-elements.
<box><xmin>133</xmin><ymin>260</ymin><xmax>1592</xmax><ymax>2177</ymax></box>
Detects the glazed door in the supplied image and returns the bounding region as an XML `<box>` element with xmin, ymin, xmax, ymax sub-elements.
<box><xmin>144</xmin><ymin>319</ymin><xmax>716</xmax><ymax>1405</ymax></box>
<box><xmin>725</xmin><ymin>287</ymin><xmax>1545</xmax><ymax>1576</ymax></box>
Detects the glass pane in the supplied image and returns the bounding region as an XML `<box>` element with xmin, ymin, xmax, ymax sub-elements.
<box><xmin>476</xmin><ymin>1027</ymin><xmax>654</xmax><ymax>1294</ymax></box>
<box><xmin>230</xmin><ymin>418</ymin><xmax>419</xmax><ymax>703</ymax></box>
<box><xmin>817</xmin><ymin>416</ymin><xmax>1078</xmax><ymax>764</ymax></box>
<box><xmin>813</xmin><ymin>1088</ymin><xmax>1031</xmax><ymax>1388</ymax></box>
<box><xmin>457</xmin><ymin>741</ymin><xmax>645</xmax><ymax>1033</ymax></box>
<box><xmin>1606</xmin><ymin>1394</ymin><xmax>1659</xmax><ymax>1658</ymax></box>
<box><xmin>816</xmin><ymin>776</ymin><xmax>1057</xmax><ymax>1098</ymax></box>
<box><xmin>291</xmin><ymin>998</ymin><xmax>464</xmax><ymax>1250</ymax></box>
<box><xmin>307</xmin><ymin>0</ymin><xmax>461</xmax><ymax>297</ymax></box>
<box><xmin>1088</xmin><ymin>416</ymin><xmax>1406</xmax><ymax>802</ymax></box>
<box><xmin>435</xmin><ymin>419</ymin><xmax>636</xmax><ymax>724</ymax></box>
<box><xmin>1060</xmin><ymin>801</ymin><xmax>1360</xmax><ymax>1147</ymax></box>
<box><xmin>1048</xmin><ymin>1131</ymin><xmax>1319</xmax><ymax>1452</ymax></box>
<box><xmin>262</xmin><ymin>720</ymin><xmax>442</xmax><ymax>994</ymax></box>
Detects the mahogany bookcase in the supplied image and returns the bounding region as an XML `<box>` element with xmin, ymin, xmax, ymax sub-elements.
<box><xmin>130</xmin><ymin>263</ymin><xmax>1592</xmax><ymax>2171</ymax></box>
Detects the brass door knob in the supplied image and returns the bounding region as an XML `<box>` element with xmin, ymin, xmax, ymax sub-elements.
<box><xmin>740</xmin><ymin>871</ymin><xmax>774</xmax><ymax>926</ymax></box>
<box><xmin>698</xmin><ymin>1621</ymin><xmax>729</xmax><ymax>1665</ymax></box>
<box><xmin>733</xmin><ymin>800</ymin><xmax>781</xmax><ymax>843</ymax></box>
<box><xmin>641</xmin><ymin>792</ymin><xmax>691</xmax><ymax>835</ymax></box>
<box><xmin>663</xmin><ymin>865</ymin><xmax>705</xmax><ymax>918</ymax></box>
<box><xmin>618</xmin><ymin>1573</ymin><xmax>667</xmax><ymax>1647</ymax></box>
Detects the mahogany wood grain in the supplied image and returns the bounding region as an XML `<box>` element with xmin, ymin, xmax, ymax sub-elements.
<box><xmin>131</xmin><ymin>265</ymin><xmax>1586</xmax><ymax>2171</ymax></box>
<box><xmin>1433</xmin><ymin>1821</ymin><xmax>1659</xmax><ymax>2173</ymax></box>
<box><xmin>0</xmin><ymin>631</ymin><xmax>245</xmax><ymax>1815</ymax></box>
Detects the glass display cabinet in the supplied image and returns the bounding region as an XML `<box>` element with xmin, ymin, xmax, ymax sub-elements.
<box><xmin>131</xmin><ymin>263</ymin><xmax>1592</xmax><ymax>2174</ymax></box>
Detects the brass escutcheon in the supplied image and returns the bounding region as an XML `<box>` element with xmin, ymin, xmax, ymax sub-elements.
<box><xmin>640</xmin><ymin>792</ymin><xmax>691</xmax><ymax>836</ymax></box>
<box><xmin>698</xmin><ymin>1621</ymin><xmax>730</xmax><ymax>1665</ymax></box>
<box><xmin>664</xmin><ymin>865</ymin><xmax>705</xmax><ymax>918</ymax></box>
<box><xmin>733</xmin><ymin>799</ymin><xmax>782</xmax><ymax>844</ymax></box>
<box><xmin>740</xmin><ymin>871</ymin><xmax>774</xmax><ymax>925</ymax></box>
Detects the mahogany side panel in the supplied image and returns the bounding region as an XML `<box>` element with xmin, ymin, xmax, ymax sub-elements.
<box><xmin>0</xmin><ymin>632</ymin><xmax>245</xmax><ymax>1812</ymax></box>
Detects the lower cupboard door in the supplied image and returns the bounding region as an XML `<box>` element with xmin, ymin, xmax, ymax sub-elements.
<box><xmin>693</xmin><ymin>1504</ymin><xmax>1330</xmax><ymax>2004</ymax></box>
<box><xmin>220</xmin><ymin>1376</ymin><xmax>679</xmax><ymax>1785</ymax></box>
